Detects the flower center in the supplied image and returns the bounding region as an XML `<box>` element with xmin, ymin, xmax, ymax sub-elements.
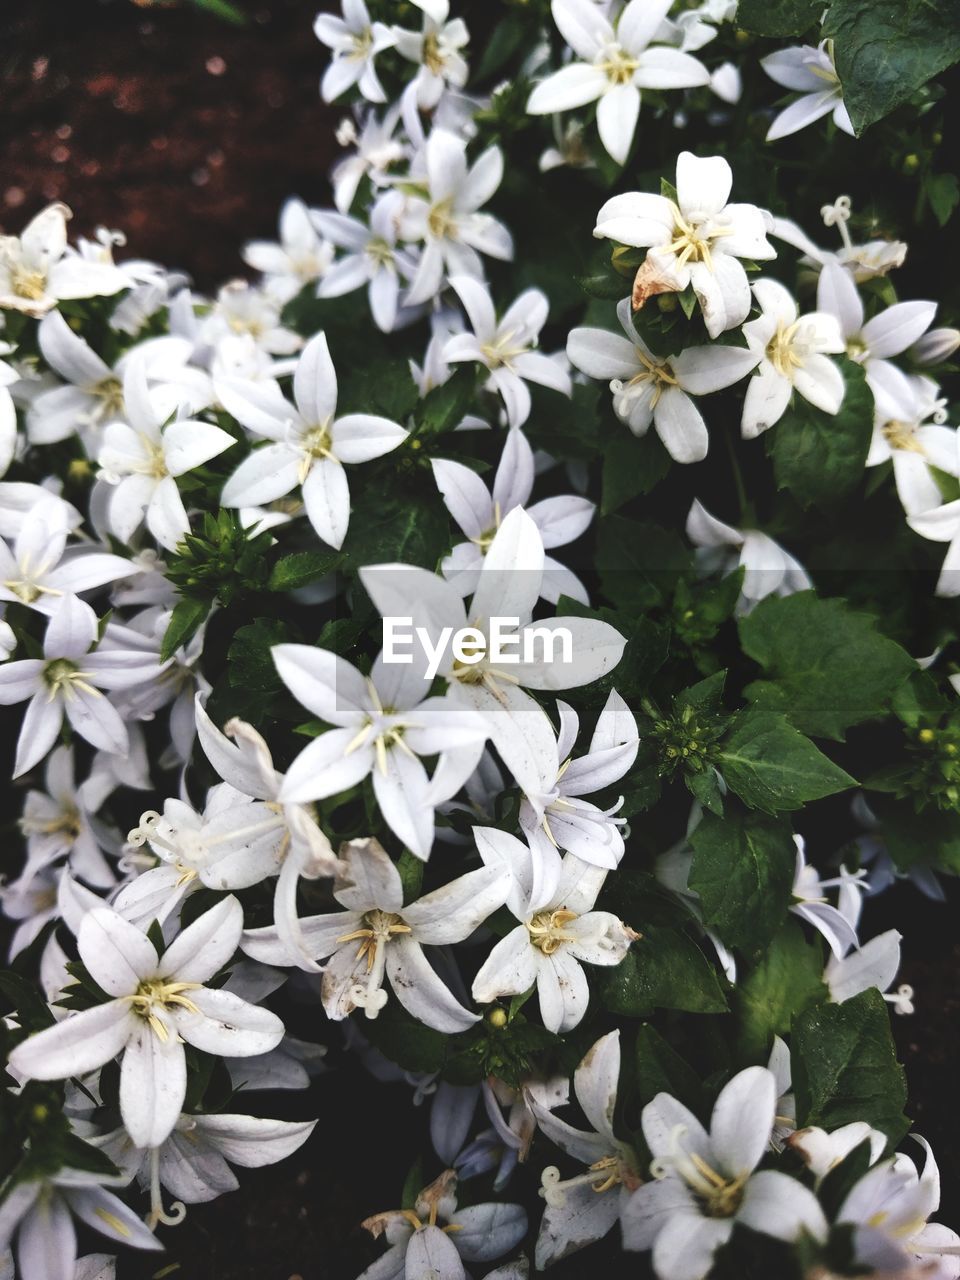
<box><xmin>651</xmin><ymin>1124</ymin><xmax>748</xmax><ymax>1218</ymax></box>
<box><xmin>365</xmin><ymin>236</ymin><xmax>394</xmax><ymax>268</ymax></box>
<box><xmin>301</xmin><ymin>422</ymin><xmax>333</xmax><ymax>459</ymax></box>
<box><xmin>765</xmin><ymin>320</ymin><xmax>805</xmax><ymax>378</ymax></box>
<box><xmin>427</xmin><ymin>198</ymin><xmax>456</xmax><ymax>240</ymax></box>
<box><xmin>349</xmin><ymin>27</ymin><xmax>374</xmax><ymax>61</ymax></box>
<box><xmin>527</xmin><ymin>908</ymin><xmax>578</xmax><ymax>954</ymax></box>
<box><xmin>664</xmin><ymin>204</ymin><xmax>734</xmax><ymax>272</ymax></box>
<box><xmin>42</xmin><ymin>658</ymin><xmax>99</xmax><ymax>701</ymax></box>
<box><xmin>612</xmin><ymin>349</ymin><xmax>679</xmax><ymax>414</ymax></box>
<box><xmin>338</xmin><ymin>908</ymin><xmax>412</xmax><ymax>1020</ymax></box>
<box><xmin>422</xmin><ymin>31</ymin><xmax>447</xmax><ymax>76</ymax></box>
<box><xmin>882</xmin><ymin>419</ymin><xmax>925</xmax><ymax>453</ymax></box>
<box><xmin>541</xmin><ymin>1154</ymin><xmax>626</xmax><ymax>1207</ymax></box>
<box><xmin>12</xmin><ymin>266</ymin><xmax>47</xmax><ymax>301</ymax></box>
<box><xmin>479</xmin><ymin>329</ymin><xmax>527</xmax><ymax>370</ymax></box>
<box><xmin>598</xmin><ymin>42</ymin><xmax>638</xmax><ymax>86</ymax></box>
<box><xmin>20</xmin><ymin>806</ymin><xmax>82</xmax><ymax>840</ymax></box>
<box><xmin>127</xmin><ymin>977</ymin><xmax>203</xmax><ymax>1041</ymax></box>
<box><xmin>94</xmin><ymin>375</ymin><xmax>124</xmax><ymax>415</ymax></box>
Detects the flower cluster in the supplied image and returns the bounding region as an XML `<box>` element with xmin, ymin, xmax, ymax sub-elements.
<box><xmin>1</xmin><ymin>1</ymin><xmax>959</xmax><ymax>1278</ymax></box>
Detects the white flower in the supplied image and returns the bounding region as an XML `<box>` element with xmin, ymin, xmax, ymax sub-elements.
<box><xmin>15</xmin><ymin>745</ymin><xmax>116</xmax><ymax>890</ymax></box>
<box><xmin>242</xmin><ymin>198</ymin><xmax>334</xmax><ymax>304</ymax></box>
<box><xmin>472</xmin><ymin>847</ymin><xmax>633</xmax><ymax>1033</ymax></box>
<box><xmin>908</xmin><ymin>490</ymin><xmax>960</xmax><ymax>598</ymax></box>
<box><xmin>868</xmin><ymin>369</ymin><xmax>957</xmax><ymax>516</ymax></box>
<box><xmin>97</xmin><ymin>1112</ymin><xmax>316</xmax><ymax>1229</ymax></box>
<box><xmin>193</xmin><ymin>698</ymin><xmax>341</xmax><ymax>965</ymax></box>
<box><xmin>443</xmin><ymin>276</ymin><xmax>572</xmax><ymax>428</ymax></box>
<box><xmin>762</xmin><ymin>41</ymin><xmax>854</xmax><ymax>141</ymax></box>
<box><xmin>97</xmin><ymin>360</ymin><xmax>234</xmax><ymax>552</ymax></box>
<box><xmin>790</xmin><ymin>836</ymin><xmax>866</xmax><ymax>959</ymax></box>
<box><xmin>242</xmin><ymin>836</ymin><xmax>511</xmax><ymax>1032</ymax></box>
<box><xmin>0</xmin><ymin>203</ymin><xmax>130</xmax><ymax>316</ymax></box>
<box><xmin>202</xmin><ymin>279</ymin><xmax>303</xmax><ymax>356</ymax></box>
<box><xmin>825</xmin><ymin>928</ymin><xmax>915</xmax><ymax>1014</ymax></box>
<box><xmin>772</xmin><ymin>195</ymin><xmax>908</xmax><ymax>282</ymax></box>
<box><xmin>594</xmin><ymin>152</ymin><xmax>775</xmax><ymax>335</ymax></box>
<box><xmin>838</xmin><ymin>1137</ymin><xmax>960</xmax><ymax>1278</ymax></box>
<box><xmin>788</xmin><ymin>1121</ymin><xmax>888</xmax><ymax>1180</ymax></box>
<box><xmin>360</xmin><ymin>508</ymin><xmax>626</xmax><ymax>797</ymax></box>
<box><xmin>393</xmin><ymin>0</ymin><xmax>470</xmax><ymax>111</ymax></box>
<box><xmin>621</xmin><ymin>1067</ymin><xmax>828</xmax><ymax>1279</ymax></box>
<box><xmin>533</xmin><ymin>1030</ymin><xmax>641</xmax><ymax>1268</ymax></box>
<box><xmin>219</xmin><ymin>330</ymin><xmax>408</xmax><ymax>548</ymax></box>
<box><xmin>527</xmin><ymin>0</ymin><xmax>710</xmax><ymax>165</ymax></box>
<box><xmin>568</xmin><ymin>297</ymin><xmax>760</xmax><ymax>462</ymax></box>
<box><xmin>686</xmin><ymin>498</ymin><xmax>811</xmax><ymax>612</ymax></box>
<box><xmin>912</xmin><ymin>327</ymin><xmax>960</xmax><ymax>367</ymax></box>
<box><xmin>356</xmin><ymin>1169</ymin><xmax>527</xmax><ymax>1280</ymax></box>
<box><xmin>432</xmin><ymin>427</ymin><xmax>594</xmax><ymax>605</ymax></box>
<box><xmin>520</xmin><ymin>690</ymin><xmax>638</xmax><ymax>886</ymax></box>
<box><xmin>314</xmin><ymin>0</ymin><xmax>397</xmax><ymax>104</ymax></box>
<box><xmin>400</xmin><ymin>129</ymin><xmax>513</xmax><ymax>306</ymax></box>
<box><xmin>0</xmin><ymin>343</ymin><xmax>17</xmax><ymax>478</ymax></box>
<box><xmin>314</xmin><ymin>191</ymin><xmax>418</xmax><ymax>332</ymax></box>
<box><xmin>7</xmin><ymin>896</ymin><xmax>284</xmax><ymax>1147</ymax></box>
<box><xmin>0</xmin><ymin>594</ymin><xmax>161</xmax><ymax>777</ymax></box>
<box><xmin>330</xmin><ymin>105</ymin><xmax>407</xmax><ymax>214</ymax></box>
<box><xmin>741</xmin><ymin>278</ymin><xmax>846</xmax><ymax>437</ymax></box>
<box><xmin>0</xmin><ymin>1165</ymin><xmax>160</xmax><ymax>1280</ymax></box>
<box><xmin>270</xmin><ymin>642</ymin><xmax>489</xmax><ymax>859</ymax></box>
<box><xmin>0</xmin><ymin>492</ymin><xmax>134</xmax><ymax>613</ymax></box>
<box><xmin>817</xmin><ymin>259</ymin><xmax>939</xmax><ymax>405</ymax></box>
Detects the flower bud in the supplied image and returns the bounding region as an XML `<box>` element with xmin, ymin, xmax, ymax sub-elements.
<box><xmin>910</xmin><ymin>327</ymin><xmax>960</xmax><ymax>366</ymax></box>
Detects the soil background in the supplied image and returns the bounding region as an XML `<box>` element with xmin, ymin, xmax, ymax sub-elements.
<box><xmin>0</xmin><ymin>2</ymin><xmax>958</xmax><ymax>1278</ymax></box>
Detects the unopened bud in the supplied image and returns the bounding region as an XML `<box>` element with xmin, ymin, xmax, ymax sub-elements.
<box><xmin>487</xmin><ymin>1007</ymin><xmax>508</xmax><ymax>1029</ymax></box>
<box><xmin>910</xmin><ymin>327</ymin><xmax>960</xmax><ymax>366</ymax></box>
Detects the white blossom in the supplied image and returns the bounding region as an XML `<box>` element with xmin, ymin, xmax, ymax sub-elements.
<box><xmin>0</xmin><ymin>204</ymin><xmax>131</xmax><ymax>317</ymax></box>
<box><xmin>219</xmin><ymin>331</ymin><xmax>408</xmax><ymax>548</ymax></box>
<box><xmin>8</xmin><ymin>896</ymin><xmax>284</xmax><ymax>1147</ymax></box>
<box><xmin>314</xmin><ymin>191</ymin><xmax>418</xmax><ymax>332</ymax></box>
<box><xmin>242</xmin><ymin>197</ymin><xmax>334</xmax><ymax>304</ymax></box>
<box><xmin>568</xmin><ymin>297</ymin><xmax>761</xmax><ymax>462</ymax></box>
<box><xmin>527</xmin><ymin>0</ymin><xmax>710</xmax><ymax>165</ymax></box>
<box><xmin>314</xmin><ymin>0</ymin><xmax>397</xmax><ymax>104</ymax></box>
<box><xmin>868</xmin><ymin>368</ymin><xmax>957</xmax><ymax>516</ymax></box>
<box><xmin>762</xmin><ymin>42</ymin><xmax>854</xmax><ymax>141</ymax></box>
<box><xmin>686</xmin><ymin>498</ymin><xmax>811</xmax><ymax>612</ymax></box>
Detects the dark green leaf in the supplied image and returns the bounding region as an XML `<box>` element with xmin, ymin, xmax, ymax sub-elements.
<box><xmin>414</xmin><ymin>367</ymin><xmax>479</xmax><ymax>437</ymax></box>
<box><xmin>267</xmin><ymin>550</ymin><xmax>341</xmax><ymax>592</ymax></box>
<box><xmin>599</xmin><ymin>926</ymin><xmax>727</xmax><ymax>1015</ymax></box>
<box><xmin>601</xmin><ymin>427</ymin><xmax>672</xmax><ymax>514</ymax></box>
<box><xmin>824</xmin><ymin>0</ymin><xmax>960</xmax><ymax>134</ymax></box>
<box><xmin>161</xmin><ymin>597</ymin><xmax>210</xmax><ymax>663</ymax></box>
<box><xmin>228</xmin><ymin>618</ymin><xmax>290</xmax><ymax>692</ymax></box>
<box><xmin>792</xmin><ymin>989</ymin><xmax>909</xmax><ymax>1143</ymax></box>
<box><xmin>735</xmin><ymin>921</ymin><xmax>825</xmax><ymax>1060</ymax></box>
<box><xmin>736</xmin><ymin>0</ymin><xmax>821</xmax><ymax>36</ymax></box>
<box><xmin>635</xmin><ymin>1025</ymin><xmax>708</xmax><ymax>1114</ymax></box>
<box><xmin>689</xmin><ymin>810</ymin><xmax>795</xmax><ymax>950</ymax></box>
<box><xmin>739</xmin><ymin>593</ymin><xmax>916</xmax><ymax>741</ymax></box>
<box><xmin>766</xmin><ymin>359</ymin><xmax>873</xmax><ymax>508</ymax></box>
<box><xmin>720</xmin><ymin>708</ymin><xmax>856</xmax><ymax>812</ymax></box>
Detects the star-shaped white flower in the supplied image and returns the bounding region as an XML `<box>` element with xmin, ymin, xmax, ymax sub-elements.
<box><xmin>762</xmin><ymin>41</ymin><xmax>854</xmax><ymax>141</ymax></box>
<box><xmin>400</xmin><ymin>129</ymin><xmax>513</xmax><ymax>306</ymax></box>
<box><xmin>0</xmin><ymin>203</ymin><xmax>131</xmax><ymax>316</ymax></box>
<box><xmin>314</xmin><ymin>191</ymin><xmax>418</xmax><ymax>333</ymax></box>
<box><xmin>8</xmin><ymin>896</ymin><xmax>284</xmax><ymax>1148</ymax></box>
<box><xmin>868</xmin><ymin>368</ymin><xmax>957</xmax><ymax>515</ymax></box>
<box><xmin>443</xmin><ymin>275</ymin><xmax>572</xmax><ymax>428</ymax></box>
<box><xmin>219</xmin><ymin>330</ymin><xmax>408</xmax><ymax>548</ymax></box>
<box><xmin>242</xmin><ymin>197</ymin><xmax>334</xmax><ymax>304</ymax></box>
<box><xmin>527</xmin><ymin>0</ymin><xmax>710</xmax><ymax>165</ymax></box>
<box><xmin>621</xmin><ymin>1067</ymin><xmax>828</xmax><ymax>1279</ymax></box>
<box><xmin>393</xmin><ymin>0</ymin><xmax>470</xmax><ymax>111</ymax></box>
<box><xmin>741</xmin><ymin>278</ymin><xmax>846</xmax><ymax>437</ymax></box>
<box><xmin>594</xmin><ymin>152</ymin><xmax>776</xmax><ymax>335</ymax></box>
<box><xmin>686</xmin><ymin>498</ymin><xmax>811</xmax><ymax>612</ymax></box>
<box><xmin>0</xmin><ymin>593</ymin><xmax>162</xmax><ymax>777</ymax></box>
<box><xmin>98</xmin><ymin>360</ymin><xmax>234</xmax><ymax>552</ymax></box>
<box><xmin>314</xmin><ymin>0</ymin><xmax>397</xmax><ymax>104</ymax></box>
<box><xmin>271</xmin><ymin>643</ymin><xmax>488</xmax><ymax>859</ymax></box>
<box><xmin>472</xmin><ymin>842</ymin><xmax>634</xmax><ymax>1033</ymax></box>
<box><xmin>568</xmin><ymin>297</ymin><xmax>761</xmax><ymax>462</ymax></box>
<box><xmin>431</xmin><ymin>427</ymin><xmax>593</xmax><ymax>604</ymax></box>
<box><xmin>242</xmin><ymin>837</ymin><xmax>511</xmax><ymax>1032</ymax></box>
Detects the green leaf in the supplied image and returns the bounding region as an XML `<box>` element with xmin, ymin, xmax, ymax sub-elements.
<box><xmin>414</xmin><ymin>367</ymin><xmax>479</xmax><ymax>437</ymax></box>
<box><xmin>267</xmin><ymin>549</ymin><xmax>341</xmax><ymax>592</ymax></box>
<box><xmin>597</xmin><ymin>515</ymin><xmax>692</xmax><ymax>612</ymax></box>
<box><xmin>189</xmin><ymin>0</ymin><xmax>247</xmax><ymax>23</ymax></box>
<box><xmin>735</xmin><ymin>0</ymin><xmax>820</xmax><ymax>36</ymax></box>
<box><xmin>601</xmin><ymin>427</ymin><xmax>671</xmax><ymax>514</ymax></box>
<box><xmin>689</xmin><ymin>810</ymin><xmax>795</xmax><ymax>950</ymax></box>
<box><xmin>397</xmin><ymin>850</ymin><xmax>425</xmax><ymax>905</ymax></box>
<box><xmin>792</xmin><ymin>989</ymin><xmax>909</xmax><ymax>1143</ymax></box>
<box><xmin>719</xmin><ymin>708</ymin><xmax>856</xmax><ymax>813</ymax></box>
<box><xmin>739</xmin><ymin>593</ymin><xmax>916</xmax><ymax>741</ymax></box>
<box><xmin>924</xmin><ymin>172</ymin><xmax>960</xmax><ymax>226</ymax></box>
<box><xmin>344</xmin><ymin>496</ymin><xmax>450</xmax><ymax>569</ymax></box>
<box><xmin>227</xmin><ymin>618</ymin><xmax>290</xmax><ymax>692</ymax></box>
<box><xmin>635</xmin><ymin>1025</ymin><xmax>707</xmax><ymax>1114</ymax></box>
<box><xmin>0</xmin><ymin>971</ymin><xmax>56</xmax><ymax>1032</ymax></box>
<box><xmin>766</xmin><ymin>359</ymin><xmax>873</xmax><ymax>507</ymax></box>
<box><xmin>361</xmin><ymin>998</ymin><xmax>447</xmax><ymax>1074</ymax></box>
<box><xmin>824</xmin><ymin>0</ymin><xmax>960</xmax><ymax>134</ymax></box>
<box><xmin>735</xmin><ymin>921</ymin><xmax>825</xmax><ymax>1060</ymax></box>
<box><xmin>161</xmin><ymin>597</ymin><xmax>210</xmax><ymax>663</ymax></box>
<box><xmin>599</xmin><ymin>926</ymin><xmax>727</xmax><ymax>1015</ymax></box>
